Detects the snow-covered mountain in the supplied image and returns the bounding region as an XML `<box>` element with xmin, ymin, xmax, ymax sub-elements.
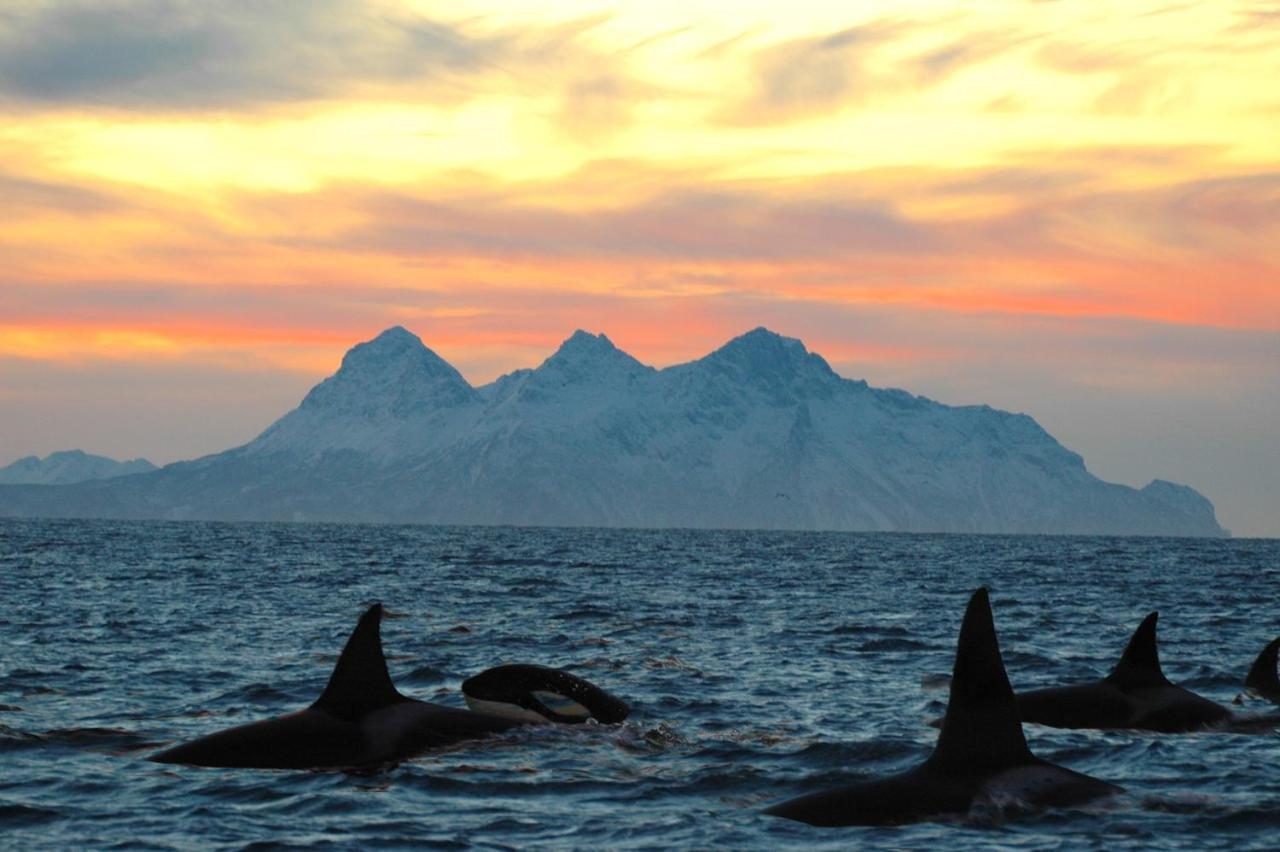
<box><xmin>0</xmin><ymin>327</ymin><xmax>1226</xmax><ymax>535</ymax></box>
<box><xmin>0</xmin><ymin>450</ymin><xmax>155</xmax><ymax>485</ymax></box>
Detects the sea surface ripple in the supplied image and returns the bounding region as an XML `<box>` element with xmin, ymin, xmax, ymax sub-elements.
<box><xmin>1</xmin><ymin>520</ymin><xmax>1278</xmax><ymax>849</ymax></box>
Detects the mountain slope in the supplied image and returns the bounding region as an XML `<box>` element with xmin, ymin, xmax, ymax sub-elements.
<box><xmin>0</xmin><ymin>327</ymin><xmax>1226</xmax><ymax>535</ymax></box>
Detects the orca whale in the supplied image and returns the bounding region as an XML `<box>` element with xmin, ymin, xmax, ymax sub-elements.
<box><xmin>462</xmin><ymin>664</ymin><xmax>629</xmax><ymax>724</ymax></box>
<box><xmin>1243</xmin><ymin>636</ymin><xmax>1280</xmax><ymax>705</ymax></box>
<box><xmin>149</xmin><ymin>604</ymin><xmax>618</xmax><ymax>769</ymax></box>
<box><xmin>1015</xmin><ymin>612</ymin><xmax>1234</xmax><ymax>733</ymax></box>
<box><xmin>763</xmin><ymin>588</ymin><xmax>1120</xmax><ymax>827</ymax></box>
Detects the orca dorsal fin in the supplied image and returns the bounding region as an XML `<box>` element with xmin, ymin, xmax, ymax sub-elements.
<box><xmin>928</xmin><ymin>588</ymin><xmax>1033</xmax><ymax>771</ymax></box>
<box><xmin>1245</xmin><ymin>636</ymin><xmax>1280</xmax><ymax>697</ymax></box>
<box><xmin>312</xmin><ymin>604</ymin><xmax>406</xmax><ymax>721</ymax></box>
<box><xmin>1105</xmin><ymin>612</ymin><xmax>1170</xmax><ymax>689</ymax></box>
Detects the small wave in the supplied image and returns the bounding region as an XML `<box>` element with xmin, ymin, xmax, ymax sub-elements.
<box><xmin>712</xmin><ymin>727</ymin><xmax>798</xmax><ymax>748</ymax></box>
<box><xmin>1139</xmin><ymin>791</ymin><xmax>1223</xmax><ymax>814</ymax></box>
<box><xmin>609</xmin><ymin>721</ymin><xmax>687</xmax><ymax>753</ymax></box>
<box><xmin>1206</xmin><ymin>803</ymin><xmax>1280</xmax><ymax>829</ymax></box>
<box><xmin>211</xmin><ymin>683</ymin><xmax>294</xmax><ymax>705</ymax></box>
<box><xmin>643</xmin><ymin>655</ymin><xmax>704</xmax><ymax>675</ymax></box>
<box><xmin>0</xmin><ymin>668</ymin><xmax>58</xmax><ymax>687</ymax></box>
<box><xmin>831</xmin><ymin>624</ymin><xmax>911</xmax><ymax>637</ymax></box>
<box><xmin>0</xmin><ymin>724</ymin><xmax>43</xmax><ymax>750</ymax></box>
<box><xmin>41</xmin><ymin>726</ymin><xmax>160</xmax><ymax>755</ymax></box>
<box><xmin>857</xmin><ymin>638</ymin><xmax>929</xmax><ymax>652</ymax></box>
<box><xmin>0</xmin><ymin>803</ymin><xmax>61</xmax><ymax>828</ymax></box>
<box><xmin>378</xmin><ymin>607</ymin><xmax>410</xmax><ymax>620</ymax></box>
<box><xmin>773</xmin><ymin>738</ymin><xmax>923</xmax><ymax>769</ymax></box>
<box><xmin>0</xmin><ymin>725</ymin><xmax>158</xmax><ymax>756</ymax></box>
<box><xmin>503</xmin><ymin>576</ymin><xmax>568</xmax><ymax>590</ymax></box>
<box><xmin>553</xmin><ymin>607</ymin><xmax>614</xmax><ymax>621</ymax></box>
<box><xmin>399</xmin><ymin>664</ymin><xmax>446</xmax><ymax>686</ymax></box>
<box><xmin>920</xmin><ymin>674</ymin><xmax>951</xmax><ymax>690</ymax></box>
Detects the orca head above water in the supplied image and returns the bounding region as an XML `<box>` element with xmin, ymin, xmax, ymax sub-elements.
<box><xmin>763</xmin><ymin>588</ymin><xmax>1121</xmax><ymax>827</ymax></box>
<box><xmin>461</xmin><ymin>664</ymin><xmax>630</xmax><ymax>725</ymax></box>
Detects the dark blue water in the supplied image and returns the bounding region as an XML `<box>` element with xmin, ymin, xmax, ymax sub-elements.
<box><xmin>2</xmin><ymin>520</ymin><xmax>1278</xmax><ymax>849</ymax></box>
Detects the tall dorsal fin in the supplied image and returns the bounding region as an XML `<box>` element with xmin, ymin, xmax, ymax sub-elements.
<box><xmin>1244</xmin><ymin>636</ymin><xmax>1280</xmax><ymax>697</ymax></box>
<box><xmin>312</xmin><ymin>604</ymin><xmax>405</xmax><ymax>721</ymax></box>
<box><xmin>927</xmin><ymin>588</ymin><xmax>1033</xmax><ymax>771</ymax></box>
<box><xmin>1105</xmin><ymin>612</ymin><xmax>1170</xmax><ymax>689</ymax></box>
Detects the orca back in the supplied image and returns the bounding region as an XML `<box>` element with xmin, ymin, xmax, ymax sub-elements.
<box><xmin>149</xmin><ymin>709</ymin><xmax>365</xmax><ymax>768</ymax></box>
<box><xmin>312</xmin><ymin>603</ymin><xmax>407</xmax><ymax>721</ymax></box>
<box><xmin>927</xmin><ymin>588</ymin><xmax>1033</xmax><ymax>772</ymax></box>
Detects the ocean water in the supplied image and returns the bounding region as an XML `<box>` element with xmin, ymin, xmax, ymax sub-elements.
<box><xmin>1</xmin><ymin>520</ymin><xmax>1278</xmax><ymax>850</ymax></box>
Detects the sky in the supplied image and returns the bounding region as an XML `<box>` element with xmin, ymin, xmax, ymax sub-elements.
<box><xmin>0</xmin><ymin>0</ymin><xmax>1277</xmax><ymax>536</ymax></box>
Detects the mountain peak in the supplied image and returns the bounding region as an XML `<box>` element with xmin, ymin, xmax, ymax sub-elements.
<box><xmin>703</xmin><ymin>327</ymin><xmax>838</xmax><ymax>383</ymax></box>
<box><xmin>373</xmin><ymin>324</ymin><xmax>417</xmax><ymax>341</ymax></box>
<box><xmin>558</xmin><ymin>329</ymin><xmax>618</xmax><ymax>356</ymax></box>
<box><xmin>535</xmin><ymin>330</ymin><xmax>650</xmax><ymax>380</ymax></box>
<box><xmin>351</xmin><ymin>325</ymin><xmax>427</xmax><ymax>359</ymax></box>
<box><xmin>298</xmin><ymin>327</ymin><xmax>477</xmax><ymax>415</ymax></box>
<box><xmin>741</xmin><ymin>325</ymin><xmax>787</xmax><ymax>342</ymax></box>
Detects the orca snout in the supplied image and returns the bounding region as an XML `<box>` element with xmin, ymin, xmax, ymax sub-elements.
<box><xmin>461</xmin><ymin>664</ymin><xmax>630</xmax><ymax>725</ymax></box>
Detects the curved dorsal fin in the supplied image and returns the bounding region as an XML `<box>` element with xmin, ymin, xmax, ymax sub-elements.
<box><xmin>1244</xmin><ymin>636</ymin><xmax>1280</xmax><ymax>697</ymax></box>
<box><xmin>1105</xmin><ymin>612</ymin><xmax>1170</xmax><ymax>689</ymax></box>
<box><xmin>928</xmin><ymin>588</ymin><xmax>1033</xmax><ymax>771</ymax></box>
<box><xmin>312</xmin><ymin>604</ymin><xmax>405</xmax><ymax>721</ymax></box>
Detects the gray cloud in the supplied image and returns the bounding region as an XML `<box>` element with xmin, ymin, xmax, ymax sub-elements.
<box><xmin>0</xmin><ymin>0</ymin><xmax>547</xmax><ymax>109</ymax></box>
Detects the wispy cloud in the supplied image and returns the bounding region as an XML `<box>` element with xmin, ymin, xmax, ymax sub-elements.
<box><xmin>330</xmin><ymin>186</ymin><xmax>937</xmax><ymax>261</ymax></box>
<box><xmin>901</xmin><ymin>30</ymin><xmax>1031</xmax><ymax>86</ymax></box>
<box><xmin>726</xmin><ymin>18</ymin><xmax>1030</xmax><ymax>124</ymax></box>
<box><xmin>726</xmin><ymin>21</ymin><xmax>909</xmax><ymax>124</ymax></box>
<box><xmin>0</xmin><ymin>170</ymin><xmax>122</xmax><ymax>215</ymax></box>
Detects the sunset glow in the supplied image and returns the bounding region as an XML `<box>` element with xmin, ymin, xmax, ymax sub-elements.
<box><xmin>2</xmin><ymin>0</ymin><xmax>1278</xmax><ymax>534</ymax></box>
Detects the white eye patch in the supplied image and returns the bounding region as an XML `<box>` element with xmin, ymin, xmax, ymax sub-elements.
<box><xmin>464</xmin><ymin>696</ymin><xmax>551</xmax><ymax>724</ymax></box>
<box><xmin>533</xmin><ymin>691</ymin><xmax>591</xmax><ymax>718</ymax></box>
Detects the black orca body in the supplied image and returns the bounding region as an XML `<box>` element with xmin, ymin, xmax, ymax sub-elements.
<box><xmin>1016</xmin><ymin>613</ymin><xmax>1233</xmax><ymax>733</ymax></box>
<box><xmin>764</xmin><ymin>589</ymin><xmax>1120</xmax><ymax>827</ymax></box>
<box><xmin>462</xmin><ymin>664</ymin><xmax>630</xmax><ymax>724</ymax></box>
<box><xmin>149</xmin><ymin>605</ymin><xmax>599</xmax><ymax>769</ymax></box>
<box><xmin>1244</xmin><ymin>637</ymin><xmax>1280</xmax><ymax>705</ymax></box>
